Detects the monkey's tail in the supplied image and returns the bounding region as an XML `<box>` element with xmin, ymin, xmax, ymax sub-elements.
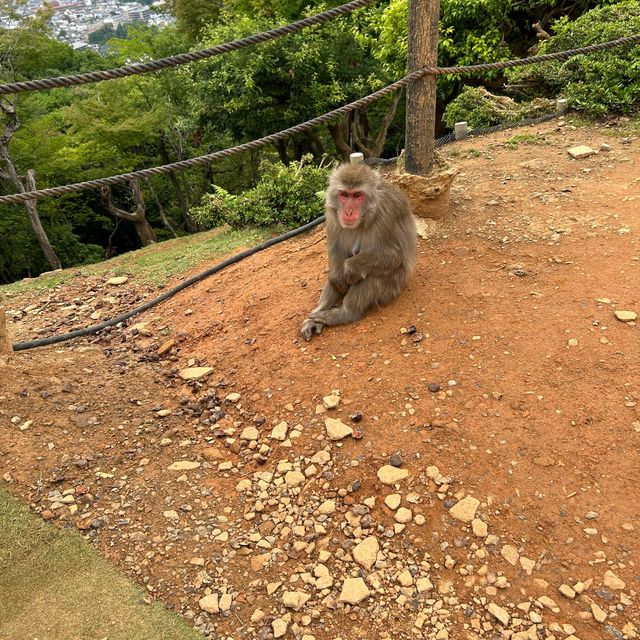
<box><xmin>11</xmin><ymin>216</ymin><xmax>326</xmax><ymax>352</ymax></box>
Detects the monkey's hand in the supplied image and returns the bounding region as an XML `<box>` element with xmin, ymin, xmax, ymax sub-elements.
<box><xmin>300</xmin><ymin>317</ymin><xmax>325</xmax><ymax>341</ymax></box>
<box><xmin>344</xmin><ymin>256</ymin><xmax>367</xmax><ymax>285</ymax></box>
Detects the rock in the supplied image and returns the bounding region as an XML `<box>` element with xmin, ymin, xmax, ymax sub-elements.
<box><xmin>487</xmin><ymin>602</ymin><xmax>510</xmax><ymax>626</ymax></box>
<box><xmin>614</xmin><ymin>310</ymin><xmax>637</xmax><ymax>322</ymax></box>
<box><xmin>282</xmin><ymin>591</ymin><xmax>311</xmax><ymax>610</ymax></box>
<box><xmin>272</xmin><ymin>618</ymin><xmax>288</xmax><ymax>638</ymax></box>
<box><xmin>240</xmin><ymin>426</ymin><xmax>259</xmax><ymax>441</ymax></box>
<box><xmin>157</xmin><ymin>339</ymin><xmax>175</xmax><ymax>356</ymax></box>
<box><xmin>501</xmin><ymin>544</ymin><xmax>520</xmax><ymax>566</ymax></box>
<box><xmin>377</xmin><ymin>465</ymin><xmax>409</xmax><ymax>485</ymax></box>
<box><xmin>567</xmin><ymin>145</ymin><xmax>595</xmax><ymax>159</ymax></box>
<box><xmin>199</xmin><ymin>594</ymin><xmax>219</xmax><ymax>614</ymax></box>
<box><xmin>163</xmin><ymin>510</ymin><xmax>179</xmax><ymax>521</ymax></box>
<box><xmin>325</xmin><ymin>418</ymin><xmax>353</xmax><ymax>440</ymax></box>
<box><xmin>520</xmin><ymin>556</ymin><xmax>536</xmax><ymax>575</ymax></box>
<box><xmin>389</xmin><ymin>453</ymin><xmax>403</xmax><ymax>467</ymax></box>
<box><xmin>448</xmin><ymin>495</ymin><xmax>480</xmax><ymax>523</ymax></box>
<box><xmin>603</xmin><ymin>570</ymin><xmax>626</xmax><ymax>590</ymax></box>
<box><xmin>225</xmin><ymin>392</ymin><xmax>241</xmax><ymax>403</ymax></box>
<box><xmin>167</xmin><ymin>461</ymin><xmax>200</xmax><ymax>471</ymax></box>
<box><xmin>318</xmin><ymin>499</ymin><xmax>336</xmax><ymax>515</ymax></box>
<box><xmin>384</xmin><ymin>494</ymin><xmax>401</xmax><ymax>510</ymax></box>
<box><xmin>156</xmin><ymin>409</ymin><xmax>171</xmax><ymax>417</ymax></box>
<box><xmin>218</xmin><ymin>594</ymin><xmax>232</xmax><ymax>612</ymax></box>
<box><xmin>397</xmin><ymin>569</ymin><xmax>413</xmax><ymax>586</ymax></box>
<box><xmin>284</xmin><ymin>470</ymin><xmax>305</xmax><ymax>487</ymax></box>
<box><xmin>322</xmin><ymin>394</ymin><xmax>341</xmax><ymax>409</ymax></box>
<box><xmin>179</xmin><ymin>367</ymin><xmax>214</xmax><ymax>381</ymax></box>
<box><xmin>338</xmin><ymin>577</ymin><xmax>370</xmax><ymax>605</ymax></box>
<box><xmin>271</xmin><ymin>421</ymin><xmax>288</xmax><ymax>441</ymax></box>
<box><xmin>106</xmin><ymin>276</ymin><xmax>128</xmax><ymax>285</ymax></box>
<box><xmin>559</xmin><ymin>584</ymin><xmax>576</xmax><ymax>599</ymax></box>
<box><xmin>416</xmin><ymin>577</ymin><xmax>433</xmax><ymax>593</ymax></box>
<box><xmin>591</xmin><ymin>602</ymin><xmax>607</xmax><ymax>622</ymax></box>
<box><xmin>250</xmin><ymin>553</ymin><xmax>271</xmax><ymax>572</ymax></box>
<box><xmin>352</xmin><ymin>536</ymin><xmax>379</xmax><ymax>570</ymax></box>
<box><xmin>394</xmin><ymin>507</ymin><xmax>412</xmax><ymax>523</ymax></box>
<box><xmin>471</xmin><ymin>518</ymin><xmax>488</xmax><ymax>537</ymax></box>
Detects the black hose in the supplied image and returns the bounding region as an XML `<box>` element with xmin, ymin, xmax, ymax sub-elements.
<box><xmin>11</xmin><ymin>216</ymin><xmax>326</xmax><ymax>352</ymax></box>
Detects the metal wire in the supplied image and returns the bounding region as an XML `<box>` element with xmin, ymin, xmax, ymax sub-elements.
<box><xmin>0</xmin><ymin>34</ymin><xmax>638</xmax><ymax>206</ymax></box>
<box><xmin>0</xmin><ymin>0</ymin><xmax>376</xmax><ymax>95</ymax></box>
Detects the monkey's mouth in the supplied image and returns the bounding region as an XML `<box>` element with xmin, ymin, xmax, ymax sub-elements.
<box><xmin>341</xmin><ymin>212</ymin><xmax>359</xmax><ymax>227</ymax></box>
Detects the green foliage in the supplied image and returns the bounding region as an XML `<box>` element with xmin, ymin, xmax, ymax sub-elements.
<box><xmin>192</xmin><ymin>157</ymin><xmax>329</xmax><ymax>230</ymax></box>
<box><xmin>87</xmin><ymin>23</ymin><xmax>129</xmax><ymax>45</ymax></box>
<box><xmin>507</xmin><ymin>1</ymin><xmax>640</xmax><ymax>116</ymax></box>
<box><xmin>190</xmin><ymin>10</ymin><xmax>384</xmax><ymax>149</ymax></box>
<box><xmin>444</xmin><ymin>86</ymin><xmax>555</xmax><ymax>128</ymax></box>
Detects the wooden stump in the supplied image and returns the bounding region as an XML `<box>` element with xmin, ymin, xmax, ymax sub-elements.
<box><xmin>387</xmin><ymin>152</ymin><xmax>458</xmax><ymax>220</ymax></box>
<box><xmin>0</xmin><ymin>309</ymin><xmax>13</xmax><ymax>362</ymax></box>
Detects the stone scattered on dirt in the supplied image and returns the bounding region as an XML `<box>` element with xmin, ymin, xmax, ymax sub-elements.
<box><xmin>178</xmin><ymin>366</ymin><xmax>214</xmax><ymax>381</ymax></box>
<box><xmin>614</xmin><ymin>309</ymin><xmax>637</xmax><ymax>322</ymax></box>
<box><xmin>377</xmin><ymin>465</ymin><xmax>410</xmax><ymax>485</ymax></box>
<box><xmin>448</xmin><ymin>495</ymin><xmax>480</xmax><ymax>522</ymax></box>
<box><xmin>567</xmin><ymin>145</ymin><xmax>596</xmax><ymax>159</ymax></box>
<box><xmin>106</xmin><ymin>276</ymin><xmax>129</xmax><ymax>285</ymax></box>
<box><xmin>324</xmin><ymin>417</ymin><xmax>353</xmax><ymax>440</ymax></box>
<box><xmin>338</xmin><ymin>578</ymin><xmax>370</xmax><ymax>605</ymax></box>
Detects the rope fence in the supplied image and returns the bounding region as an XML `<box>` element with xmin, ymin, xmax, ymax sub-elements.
<box><xmin>1</xmin><ymin>34</ymin><xmax>638</xmax><ymax>207</ymax></box>
<box><xmin>0</xmin><ymin>0</ymin><xmax>375</xmax><ymax>95</ymax></box>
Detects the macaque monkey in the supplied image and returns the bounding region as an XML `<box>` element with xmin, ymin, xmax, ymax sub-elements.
<box><xmin>300</xmin><ymin>163</ymin><xmax>416</xmax><ymax>341</ymax></box>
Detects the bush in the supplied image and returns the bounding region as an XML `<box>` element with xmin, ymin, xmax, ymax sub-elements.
<box><xmin>443</xmin><ymin>86</ymin><xmax>555</xmax><ymax>129</ymax></box>
<box><xmin>191</xmin><ymin>157</ymin><xmax>330</xmax><ymax>230</ymax></box>
<box><xmin>506</xmin><ymin>1</ymin><xmax>640</xmax><ymax>117</ymax></box>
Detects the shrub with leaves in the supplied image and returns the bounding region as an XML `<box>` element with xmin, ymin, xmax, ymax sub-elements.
<box><xmin>191</xmin><ymin>156</ymin><xmax>331</xmax><ymax>230</ymax></box>
<box><xmin>506</xmin><ymin>1</ymin><xmax>640</xmax><ymax>117</ymax></box>
<box><xmin>444</xmin><ymin>86</ymin><xmax>555</xmax><ymax>129</ymax></box>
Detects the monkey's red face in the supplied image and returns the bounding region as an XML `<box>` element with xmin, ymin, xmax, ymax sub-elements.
<box><xmin>337</xmin><ymin>190</ymin><xmax>365</xmax><ymax>227</ymax></box>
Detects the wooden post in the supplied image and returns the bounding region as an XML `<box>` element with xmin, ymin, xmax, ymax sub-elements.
<box><xmin>405</xmin><ymin>0</ymin><xmax>440</xmax><ymax>176</ymax></box>
<box><xmin>0</xmin><ymin>309</ymin><xmax>13</xmax><ymax>361</ymax></box>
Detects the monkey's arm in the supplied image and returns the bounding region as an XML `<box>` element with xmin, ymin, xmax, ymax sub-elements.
<box><xmin>343</xmin><ymin>248</ymin><xmax>404</xmax><ymax>283</ymax></box>
<box><xmin>301</xmin><ymin>278</ymin><xmax>347</xmax><ymax>341</ymax></box>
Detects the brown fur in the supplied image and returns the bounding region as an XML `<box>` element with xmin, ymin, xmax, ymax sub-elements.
<box><xmin>301</xmin><ymin>163</ymin><xmax>416</xmax><ymax>341</ymax></box>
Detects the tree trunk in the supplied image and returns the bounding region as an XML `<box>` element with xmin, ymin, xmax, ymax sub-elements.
<box><xmin>101</xmin><ymin>179</ymin><xmax>157</xmax><ymax>247</ymax></box>
<box><xmin>328</xmin><ymin>116</ymin><xmax>353</xmax><ymax>161</ymax></box>
<box><xmin>275</xmin><ymin>139</ymin><xmax>289</xmax><ymax>165</ymax></box>
<box><xmin>144</xmin><ymin>177</ymin><xmax>178</xmax><ymax>238</ymax></box>
<box><xmin>24</xmin><ymin>170</ymin><xmax>62</xmax><ymax>270</ymax></box>
<box><xmin>158</xmin><ymin>138</ymin><xmax>197</xmax><ymax>232</ymax></box>
<box><xmin>405</xmin><ymin>0</ymin><xmax>440</xmax><ymax>175</ymax></box>
<box><xmin>0</xmin><ymin>99</ymin><xmax>62</xmax><ymax>271</ymax></box>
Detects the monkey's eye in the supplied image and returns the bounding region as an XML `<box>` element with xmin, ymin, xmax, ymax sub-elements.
<box><xmin>338</xmin><ymin>191</ymin><xmax>349</xmax><ymax>198</ymax></box>
<box><xmin>352</xmin><ymin>192</ymin><xmax>363</xmax><ymax>199</ymax></box>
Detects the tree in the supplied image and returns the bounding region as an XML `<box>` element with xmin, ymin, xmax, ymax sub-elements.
<box><xmin>101</xmin><ymin>180</ymin><xmax>157</xmax><ymax>246</ymax></box>
<box><xmin>189</xmin><ymin>9</ymin><xmax>398</xmax><ymax>162</ymax></box>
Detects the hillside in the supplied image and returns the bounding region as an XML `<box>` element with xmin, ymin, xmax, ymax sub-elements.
<box><xmin>1</xmin><ymin>119</ymin><xmax>639</xmax><ymax>640</ymax></box>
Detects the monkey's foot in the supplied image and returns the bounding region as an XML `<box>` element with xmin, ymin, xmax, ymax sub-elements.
<box><xmin>300</xmin><ymin>318</ymin><xmax>325</xmax><ymax>341</ymax></box>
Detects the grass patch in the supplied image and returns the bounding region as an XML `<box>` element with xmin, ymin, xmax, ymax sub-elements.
<box><xmin>504</xmin><ymin>132</ymin><xmax>550</xmax><ymax>148</ymax></box>
<box><xmin>0</xmin><ymin>487</ymin><xmax>202</xmax><ymax>640</ymax></box>
<box><xmin>1</xmin><ymin>226</ymin><xmax>274</xmax><ymax>298</ymax></box>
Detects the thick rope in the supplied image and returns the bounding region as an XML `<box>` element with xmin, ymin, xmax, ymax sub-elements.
<box><xmin>0</xmin><ymin>0</ymin><xmax>375</xmax><ymax>96</ymax></box>
<box><xmin>0</xmin><ymin>34</ymin><xmax>638</xmax><ymax>206</ymax></box>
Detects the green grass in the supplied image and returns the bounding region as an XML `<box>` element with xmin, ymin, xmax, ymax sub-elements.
<box><xmin>0</xmin><ymin>487</ymin><xmax>202</xmax><ymax>640</ymax></box>
<box><xmin>504</xmin><ymin>132</ymin><xmax>550</xmax><ymax>147</ymax></box>
<box><xmin>0</xmin><ymin>226</ymin><xmax>274</xmax><ymax>298</ymax></box>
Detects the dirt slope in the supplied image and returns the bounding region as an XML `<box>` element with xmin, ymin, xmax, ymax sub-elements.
<box><xmin>1</xmin><ymin>120</ymin><xmax>639</xmax><ymax>640</ymax></box>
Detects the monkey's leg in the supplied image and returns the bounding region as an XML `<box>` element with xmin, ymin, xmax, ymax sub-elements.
<box><xmin>310</xmin><ymin>272</ymin><xmax>404</xmax><ymax>328</ymax></box>
<box><xmin>301</xmin><ymin>280</ymin><xmax>346</xmax><ymax>341</ymax></box>
<box><xmin>311</xmin><ymin>280</ymin><xmax>346</xmax><ymax>315</ymax></box>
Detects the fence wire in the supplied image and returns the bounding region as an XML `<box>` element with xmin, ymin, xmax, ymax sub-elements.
<box><xmin>0</xmin><ymin>34</ymin><xmax>638</xmax><ymax>206</ymax></box>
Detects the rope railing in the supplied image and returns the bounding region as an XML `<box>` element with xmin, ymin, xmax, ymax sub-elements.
<box><xmin>0</xmin><ymin>0</ymin><xmax>375</xmax><ymax>96</ymax></box>
<box><xmin>0</xmin><ymin>33</ymin><xmax>638</xmax><ymax>206</ymax></box>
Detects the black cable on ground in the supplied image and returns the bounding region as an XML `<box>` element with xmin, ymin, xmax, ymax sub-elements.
<box><xmin>11</xmin><ymin>216</ymin><xmax>325</xmax><ymax>352</ymax></box>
